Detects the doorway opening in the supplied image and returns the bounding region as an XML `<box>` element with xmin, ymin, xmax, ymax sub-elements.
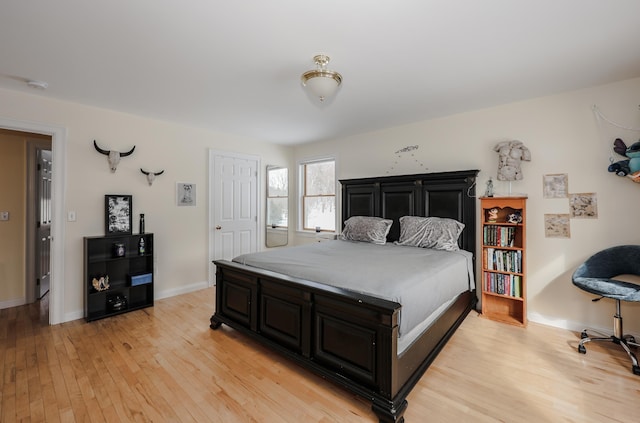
<box><xmin>0</xmin><ymin>130</ymin><xmax>51</xmax><ymax>322</ymax></box>
<box><xmin>0</xmin><ymin>117</ymin><xmax>67</xmax><ymax>325</ymax></box>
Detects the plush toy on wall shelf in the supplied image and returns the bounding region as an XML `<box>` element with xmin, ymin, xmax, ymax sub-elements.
<box><xmin>608</xmin><ymin>138</ymin><xmax>640</xmax><ymax>183</ymax></box>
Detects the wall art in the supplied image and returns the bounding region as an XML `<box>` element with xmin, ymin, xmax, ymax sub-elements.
<box><xmin>569</xmin><ymin>192</ymin><xmax>598</xmax><ymax>218</ymax></box>
<box><xmin>544</xmin><ymin>214</ymin><xmax>571</xmax><ymax>238</ymax></box>
<box><xmin>543</xmin><ymin>173</ymin><xmax>568</xmax><ymax>198</ymax></box>
<box><xmin>105</xmin><ymin>194</ymin><xmax>132</xmax><ymax>235</ymax></box>
<box><xmin>176</xmin><ymin>182</ymin><xmax>196</xmax><ymax>206</ymax></box>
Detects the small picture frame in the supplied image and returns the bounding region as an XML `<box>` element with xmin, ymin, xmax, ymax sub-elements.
<box><xmin>569</xmin><ymin>192</ymin><xmax>598</xmax><ymax>219</ymax></box>
<box><xmin>105</xmin><ymin>194</ymin><xmax>133</xmax><ymax>235</ymax></box>
<box><xmin>176</xmin><ymin>182</ymin><xmax>196</xmax><ymax>206</ymax></box>
<box><xmin>544</xmin><ymin>213</ymin><xmax>571</xmax><ymax>238</ymax></box>
<box><xmin>543</xmin><ymin>174</ymin><xmax>568</xmax><ymax>199</ymax></box>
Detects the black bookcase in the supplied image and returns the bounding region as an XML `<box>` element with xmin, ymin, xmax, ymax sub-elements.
<box><xmin>83</xmin><ymin>233</ymin><xmax>154</xmax><ymax>321</ymax></box>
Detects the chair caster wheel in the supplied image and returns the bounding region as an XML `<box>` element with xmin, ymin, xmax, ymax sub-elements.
<box><xmin>580</xmin><ymin>331</ymin><xmax>588</xmax><ymax>339</ymax></box>
<box><xmin>633</xmin><ymin>365</ymin><xmax>640</xmax><ymax>376</ymax></box>
<box><xmin>578</xmin><ymin>344</ymin><xmax>586</xmax><ymax>354</ymax></box>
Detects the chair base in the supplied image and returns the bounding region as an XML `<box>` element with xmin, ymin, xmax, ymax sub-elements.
<box><xmin>578</xmin><ymin>329</ymin><xmax>640</xmax><ymax>375</ymax></box>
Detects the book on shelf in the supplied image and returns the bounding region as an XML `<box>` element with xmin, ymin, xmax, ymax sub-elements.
<box><xmin>484</xmin><ymin>249</ymin><xmax>522</xmax><ymax>273</ymax></box>
<box><xmin>483</xmin><ymin>272</ymin><xmax>522</xmax><ymax>298</ymax></box>
<box><xmin>483</xmin><ymin>225</ymin><xmax>516</xmax><ymax>247</ymax></box>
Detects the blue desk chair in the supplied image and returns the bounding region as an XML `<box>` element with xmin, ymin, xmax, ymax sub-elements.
<box><xmin>572</xmin><ymin>245</ymin><xmax>640</xmax><ymax>375</ymax></box>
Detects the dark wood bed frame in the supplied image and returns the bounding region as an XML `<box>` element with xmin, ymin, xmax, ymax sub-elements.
<box><xmin>210</xmin><ymin>169</ymin><xmax>479</xmax><ymax>422</ymax></box>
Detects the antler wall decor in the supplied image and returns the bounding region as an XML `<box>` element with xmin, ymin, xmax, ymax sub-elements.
<box><xmin>140</xmin><ymin>168</ymin><xmax>165</xmax><ymax>186</ymax></box>
<box><xmin>93</xmin><ymin>140</ymin><xmax>136</xmax><ymax>173</ymax></box>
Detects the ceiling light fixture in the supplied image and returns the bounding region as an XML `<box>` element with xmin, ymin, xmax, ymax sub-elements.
<box><xmin>301</xmin><ymin>54</ymin><xmax>342</xmax><ymax>102</ymax></box>
<box><xmin>27</xmin><ymin>80</ymin><xmax>48</xmax><ymax>90</ymax></box>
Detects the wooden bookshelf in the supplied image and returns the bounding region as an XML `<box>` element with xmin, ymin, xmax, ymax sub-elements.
<box><xmin>480</xmin><ymin>196</ymin><xmax>527</xmax><ymax>326</ymax></box>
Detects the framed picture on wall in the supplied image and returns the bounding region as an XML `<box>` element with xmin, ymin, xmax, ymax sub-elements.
<box><xmin>544</xmin><ymin>213</ymin><xmax>571</xmax><ymax>238</ymax></box>
<box><xmin>569</xmin><ymin>192</ymin><xmax>598</xmax><ymax>218</ymax></box>
<box><xmin>105</xmin><ymin>194</ymin><xmax>133</xmax><ymax>235</ymax></box>
<box><xmin>176</xmin><ymin>182</ymin><xmax>196</xmax><ymax>206</ymax></box>
<box><xmin>543</xmin><ymin>173</ymin><xmax>568</xmax><ymax>198</ymax></box>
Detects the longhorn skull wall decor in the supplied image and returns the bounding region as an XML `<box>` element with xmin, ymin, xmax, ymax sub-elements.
<box><xmin>93</xmin><ymin>140</ymin><xmax>136</xmax><ymax>173</ymax></box>
<box><xmin>140</xmin><ymin>168</ymin><xmax>165</xmax><ymax>186</ymax></box>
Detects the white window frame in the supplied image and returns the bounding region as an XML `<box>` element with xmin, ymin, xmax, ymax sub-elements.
<box><xmin>298</xmin><ymin>157</ymin><xmax>337</xmax><ymax>233</ymax></box>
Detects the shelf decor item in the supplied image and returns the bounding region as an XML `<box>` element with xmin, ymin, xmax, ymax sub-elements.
<box><xmin>113</xmin><ymin>242</ymin><xmax>126</xmax><ymax>257</ymax></box>
<box><xmin>481</xmin><ymin>196</ymin><xmax>527</xmax><ymax>327</ymax></box>
<box><xmin>92</xmin><ymin>276</ymin><xmax>110</xmax><ymax>292</ymax></box>
<box><xmin>107</xmin><ymin>293</ymin><xmax>128</xmax><ymax>312</ymax></box>
<box><xmin>105</xmin><ymin>194</ymin><xmax>133</xmax><ymax>235</ymax></box>
<box><xmin>138</xmin><ymin>237</ymin><xmax>145</xmax><ymax>255</ymax></box>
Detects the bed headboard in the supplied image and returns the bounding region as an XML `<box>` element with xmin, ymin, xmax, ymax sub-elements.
<box><xmin>340</xmin><ymin>170</ymin><xmax>479</xmax><ymax>254</ymax></box>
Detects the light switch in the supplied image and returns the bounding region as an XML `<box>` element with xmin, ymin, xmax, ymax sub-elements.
<box><xmin>67</xmin><ymin>211</ymin><xmax>77</xmax><ymax>222</ymax></box>
<box><xmin>0</xmin><ymin>211</ymin><xmax>8</xmax><ymax>221</ymax></box>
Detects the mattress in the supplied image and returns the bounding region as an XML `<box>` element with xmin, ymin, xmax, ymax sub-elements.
<box><xmin>233</xmin><ymin>239</ymin><xmax>474</xmax><ymax>353</ymax></box>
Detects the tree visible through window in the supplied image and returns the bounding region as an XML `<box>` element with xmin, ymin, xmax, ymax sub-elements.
<box><xmin>302</xmin><ymin>159</ymin><xmax>335</xmax><ymax>231</ymax></box>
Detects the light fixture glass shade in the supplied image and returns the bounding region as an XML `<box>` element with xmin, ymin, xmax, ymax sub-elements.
<box><xmin>301</xmin><ymin>55</ymin><xmax>342</xmax><ymax>102</ymax></box>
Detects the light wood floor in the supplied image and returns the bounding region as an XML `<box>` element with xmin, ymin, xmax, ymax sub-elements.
<box><xmin>2</xmin><ymin>289</ymin><xmax>639</xmax><ymax>422</ymax></box>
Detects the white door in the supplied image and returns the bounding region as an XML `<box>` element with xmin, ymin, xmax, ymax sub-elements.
<box><xmin>210</xmin><ymin>152</ymin><xmax>259</xmax><ymax>283</ymax></box>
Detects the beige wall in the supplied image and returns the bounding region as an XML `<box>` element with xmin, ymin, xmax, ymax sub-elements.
<box><xmin>2</xmin><ymin>76</ymin><xmax>640</xmax><ymax>336</ymax></box>
<box><xmin>0</xmin><ymin>130</ymin><xmax>26</xmax><ymax>304</ymax></box>
<box><xmin>292</xmin><ymin>77</ymin><xmax>640</xmax><ymax>336</ymax></box>
<box><xmin>0</xmin><ymin>87</ymin><xmax>292</xmax><ymax>321</ymax></box>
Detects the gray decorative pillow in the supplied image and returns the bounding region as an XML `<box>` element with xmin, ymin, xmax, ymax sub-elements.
<box><xmin>340</xmin><ymin>216</ymin><xmax>393</xmax><ymax>245</ymax></box>
<box><xmin>396</xmin><ymin>216</ymin><xmax>464</xmax><ymax>251</ymax></box>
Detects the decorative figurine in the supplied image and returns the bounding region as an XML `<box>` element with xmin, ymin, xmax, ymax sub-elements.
<box><xmin>488</xmin><ymin>207</ymin><xmax>499</xmax><ymax>222</ymax></box>
<box><xmin>92</xmin><ymin>276</ymin><xmax>110</xmax><ymax>292</ymax></box>
<box><xmin>484</xmin><ymin>177</ymin><xmax>494</xmax><ymax>197</ymax></box>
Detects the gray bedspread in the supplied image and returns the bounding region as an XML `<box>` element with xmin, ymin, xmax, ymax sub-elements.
<box><xmin>233</xmin><ymin>239</ymin><xmax>474</xmax><ymax>345</ymax></box>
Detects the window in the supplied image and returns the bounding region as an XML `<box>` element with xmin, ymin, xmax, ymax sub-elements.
<box><xmin>267</xmin><ymin>167</ymin><xmax>288</xmax><ymax>228</ymax></box>
<box><xmin>301</xmin><ymin>159</ymin><xmax>335</xmax><ymax>231</ymax></box>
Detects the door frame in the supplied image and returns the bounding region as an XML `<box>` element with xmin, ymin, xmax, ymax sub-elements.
<box><xmin>0</xmin><ymin>116</ymin><xmax>67</xmax><ymax>325</ymax></box>
<box><xmin>208</xmin><ymin>149</ymin><xmax>261</xmax><ymax>287</ymax></box>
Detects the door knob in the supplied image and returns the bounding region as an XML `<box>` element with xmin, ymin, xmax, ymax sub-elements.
<box><xmin>215</xmin><ymin>226</ymin><xmax>222</xmax><ymax>230</ymax></box>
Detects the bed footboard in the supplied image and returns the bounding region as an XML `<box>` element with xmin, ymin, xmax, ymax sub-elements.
<box><xmin>210</xmin><ymin>260</ymin><xmax>474</xmax><ymax>422</ymax></box>
<box><xmin>211</xmin><ymin>260</ymin><xmax>407</xmax><ymax>419</ymax></box>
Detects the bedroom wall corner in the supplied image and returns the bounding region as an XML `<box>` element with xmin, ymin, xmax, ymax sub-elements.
<box><xmin>291</xmin><ymin>76</ymin><xmax>640</xmax><ymax>337</ymax></box>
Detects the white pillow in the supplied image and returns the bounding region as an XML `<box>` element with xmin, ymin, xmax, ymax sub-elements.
<box><xmin>395</xmin><ymin>216</ymin><xmax>464</xmax><ymax>251</ymax></box>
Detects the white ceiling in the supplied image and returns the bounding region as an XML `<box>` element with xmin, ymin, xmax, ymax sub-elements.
<box><xmin>2</xmin><ymin>1</ymin><xmax>640</xmax><ymax>145</ymax></box>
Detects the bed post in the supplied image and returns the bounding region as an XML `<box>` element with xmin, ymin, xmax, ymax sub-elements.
<box><xmin>372</xmin><ymin>399</ymin><xmax>408</xmax><ymax>423</ymax></box>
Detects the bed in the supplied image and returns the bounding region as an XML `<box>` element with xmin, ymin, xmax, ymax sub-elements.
<box><xmin>210</xmin><ymin>169</ymin><xmax>479</xmax><ymax>422</ymax></box>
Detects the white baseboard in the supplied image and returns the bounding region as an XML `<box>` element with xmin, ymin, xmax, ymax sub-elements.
<box><xmin>0</xmin><ymin>297</ymin><xmax>26</xmax><ymax>310</ymax></box>
<box><xmin>155</xmin><ymin>280</ymin><xmax>209</xmax><ymax>300</ymax></box>
<box><xmin>528</xmin><ymin>312</ymin><xmax>639</xmax><ymax>339</ymax></box>
<box><xmin>63</xmin><ymin>281</ymin><xmax>210</xmax><ymax>324</ymax></box>
<box><xmin>65</xmin><ymin>310</ymin><xmax>85</xmax><ymax>322</ymax></box>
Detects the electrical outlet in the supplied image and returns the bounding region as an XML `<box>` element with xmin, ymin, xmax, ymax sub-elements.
<box><xmin>0</xmin><ymin>211</ymin><xmax>9</xmax><ymax>221</ymax></box>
